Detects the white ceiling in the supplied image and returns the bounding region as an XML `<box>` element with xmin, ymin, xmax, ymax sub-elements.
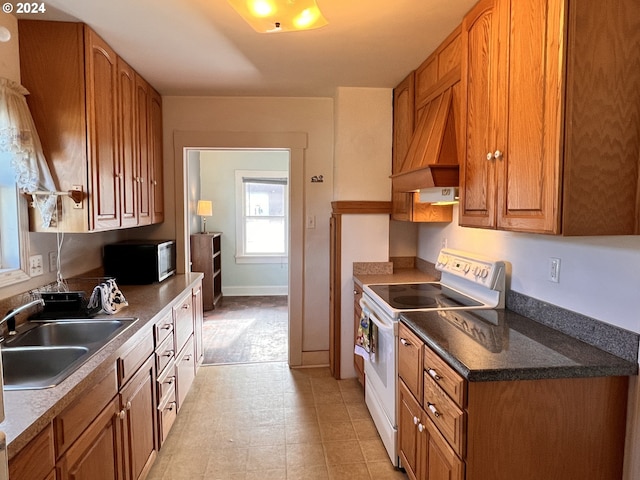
<box><xmin>26</xmin><ymin>0</ymin><xmax>477</xmax><ymax>97</ymax></box>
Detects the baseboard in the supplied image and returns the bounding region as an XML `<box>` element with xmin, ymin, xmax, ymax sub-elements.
<box><xmin>223</xmin><ymin>285</ymin><xmax>288</xmax><ymax>296</ymax></box>
<box><xmin>300</xmin><ymin>350</ymin><xmax>330</xmax><ymax>367</ymax></box>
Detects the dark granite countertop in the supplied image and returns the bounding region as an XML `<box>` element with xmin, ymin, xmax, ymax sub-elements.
<box><xmin>401</xmin><ymin>308</ymin><xmax>638</xmax><ymax>382</ymax></box>
<box><xmin>0</xmin><ymin>272</ymin><xmax>203</xmax><ymax>459</ymax></box>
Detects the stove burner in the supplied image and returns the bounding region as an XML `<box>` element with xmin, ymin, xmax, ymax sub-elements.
<box><xmin>393</xmin><ymin>295</ymin><xmax>437</xmax><ymax>307</ymax></box>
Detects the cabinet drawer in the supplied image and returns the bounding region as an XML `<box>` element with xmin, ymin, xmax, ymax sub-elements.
<box><xmin>54</xmin><ymin>365</ymin><xmax>118</xmax><ymax>456</ymax></box>
<box><xmin>158</xmin><ymin>388</ymin><xmax>177</xmax><ymax>446</ymax></box>
<box><xmin>398</xmin><ymin>323</ymin><xmax>424</xmax><ymax>401</ymax></box>
<box><xmin>157</xmin><ymin>357</ymin><xmax>176</xmax><ymax>404</ymax></box>
<box><xmin>424</xmin><ymin>346</ymin><xmax>465</xmax><ymax>406</ymax></box>
<box><xmin>173</xmin><ymin>291</ymin><xmax>194</xmax><ymax>351</ymax></box>
<box><xmin>155</xmin><ymin>331</ymin><xmax>175</xmax><ymax>374</ymax></box>
<box><xmin>118</xmin><ymin>332</ymin><xmax>155</xmax><ymax>387</ymax></box>
<box><xmin>154</xmin><ymin>311</ymin><xmax>173</xmax><ymax>347</ymax></box>
<box><xmin>423</xmin><ymin>373</ymin><xmax>465</xmax><ymax>456</ymax></box>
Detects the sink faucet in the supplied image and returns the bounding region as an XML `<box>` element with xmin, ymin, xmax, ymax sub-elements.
<box><xmin>1</xmin><ymin>298</ymin><xmax>45</xmax><ymax>336</ymax></box>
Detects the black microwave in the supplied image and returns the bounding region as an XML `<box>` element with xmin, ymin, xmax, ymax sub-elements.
<box><xmin>103</xmin><ymin>240</ymin><xmax>176</xmax><ymax>284</ymax></box>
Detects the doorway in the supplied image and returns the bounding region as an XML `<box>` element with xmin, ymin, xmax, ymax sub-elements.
<box><xmin>175</xmin><ymin>130</ymin><xmax>307</xmax><ymax>367</ymax></box>
<box><xmin>187</xmin><ymin>148</ymin><xmax>290</xmax><ymax>365</ymax></box>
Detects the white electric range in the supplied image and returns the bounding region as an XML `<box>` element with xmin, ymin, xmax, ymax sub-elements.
<box><xmin>358</xmin><ymin>248</ymin><xmax>506</xmax><ymax>466</ymax></box>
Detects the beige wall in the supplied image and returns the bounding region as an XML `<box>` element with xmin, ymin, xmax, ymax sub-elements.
<box><xmin>160</xmin><ymin>96</ymin><xmax>334</xmax><ymax>359</ymax></box>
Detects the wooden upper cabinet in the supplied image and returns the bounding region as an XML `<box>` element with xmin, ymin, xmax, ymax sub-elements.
<box><xmin>149</xmin><ymin>88</ymin><xmax>164</xmax><ymax>224</ymax></box>
<box><xmin>19</xmin><ymin>20</ymin><xmax>164</xmax><ymax>232</ymax></box>
<box><xmin>391</xmin><ymin>27</ymin><xmax>461</xmax><ymax>223</ymax></box>
<box><xmin>458</xmin><ymin>0</ymin><xmax>500</xmax><ymax>229</ymax></box>
<box><xmin>460</xmin><ymin>0</ymin><xmax>640</xmax><ymax>235</ymax></box>
<box><xmin>135</xmin><ymin>74</ymin><xmax>152</xmax><ymax>226</ymax></box>
<box><xmin>86</xmin><ymin>29</ymin><xmax>121</xmax><ymax>231</ymax></box>
<box><xmin>118</xmin><ymin>58</ymin><xmax>139</xmax><ymax>228</ymax></box>
<box><xmin>392</xmin><ymin>72</ymin><xmax>415</xmax><ymax>176</ymax></box>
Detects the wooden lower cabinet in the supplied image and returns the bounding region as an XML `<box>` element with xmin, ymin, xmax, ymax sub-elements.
<box><xmin>10</xmin><ymin>282</ymin><xmax>204</xmax><ymax>480</ymax></box>
<box><xmin>176</xmin><ymin>335</ymin><xmax>196</xmax><ymax>411</ymax></box>
<box><xmin>56</xmin><ymin>397</ymin><xmax>123</xmax><ymax>480</ymax></box>
<box><xmin>9</xmin><ymin>424</ymin><xmax>56</xmax><ymax>480</ymax></box>
<box><xmin>399</xmin><ymin>381</ymin><xmax>463</xmax><ymax>480</ymax></box>
<box><xmin>398</xmin><ymin>323</ymin><xmax>629</xmax><ymax>480</ymax></box>
<box><xmin>119</xmin><ymin>355</ymin><xmax>157</xmax><ymax>480</ymax></box>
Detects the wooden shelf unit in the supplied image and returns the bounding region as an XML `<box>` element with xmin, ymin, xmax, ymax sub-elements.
<box><xmin>190</xmin><ymin>233</ymin><xmax>223</xmax><ymax>311</ymax></box>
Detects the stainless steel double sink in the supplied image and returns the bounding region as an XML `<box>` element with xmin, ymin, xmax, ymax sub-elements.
<box><xmin>2</xmin><ymin>319</ymin><xmax>136</xmax><ymax>390</ymax></box>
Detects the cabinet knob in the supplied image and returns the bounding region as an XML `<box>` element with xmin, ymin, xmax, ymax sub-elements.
<box><xmin>418</xmin><ymin>423</ymin><xmax>425</xmax><ymax>433</ymax></box>
<box><xmin>163</xmin><ymin>350</ymin><xmax>174</xmax><ymax>358</ymax></box>
<box><xmin>486</xmin><ymin>152</ymin><xmax>494</xmax><ymax>160</ymax></box>
<box><xmin>494</xmin><ymin>150</ymin><xmax>503</xmax><ymax>160</ymax></box>
<box><xmin>118</xmin><ymin>409</ymin><xmax>126</xmax><ymax>420</ymax></box>
<box><xmin>126</xmin><ymin>401</ymin><xmax>132</xmax><ymax>410</ymax></box>
<box><xmin>413</xmin><ymin>416</ymin><xmax>419</xmax><ymax>425</ymax></box>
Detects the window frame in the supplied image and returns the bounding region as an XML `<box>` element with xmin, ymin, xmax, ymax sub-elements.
<box><xmin>0</xmin><ymin>157</ymin><xmax>31</xmax><ymax>287</ymax></box>
<box><xmin>234</xmin><ymin>169</ymin><xmax>289</xmax><ymax>264</ymax></box>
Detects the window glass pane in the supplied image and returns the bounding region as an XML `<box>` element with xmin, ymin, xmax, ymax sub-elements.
<box><xmin>245</xmin><ymin>217</ymin><xmax>285</xmax><ymax>254</ymax></box>
<box><xmin>246</xmin><ymin>182</ymin><xmax>285</xmax><ymax>216</ymax></box>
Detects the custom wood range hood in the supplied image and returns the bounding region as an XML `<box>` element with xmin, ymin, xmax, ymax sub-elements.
<box><xmin>391</xmin><ymin>86</ymin><xmax>459</xmax><ymax>192</ymax></box>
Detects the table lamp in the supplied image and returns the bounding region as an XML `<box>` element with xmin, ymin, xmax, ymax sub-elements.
<box><xmin>196</xmin><ymin>200</ymin><xmax>213</xmax><ymax>233</ymax></box>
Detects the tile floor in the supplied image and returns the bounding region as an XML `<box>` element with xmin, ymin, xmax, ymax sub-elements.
<box><xmin>147</xmin><ymin>362</ymin><xmax>408</xmax><ymax>480</ymax></box>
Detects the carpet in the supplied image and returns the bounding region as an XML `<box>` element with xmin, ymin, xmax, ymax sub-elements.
<box><xmin>201</xmin><ymin>296</ymin><xmax>288</xmax><ymax>365</ymax></box>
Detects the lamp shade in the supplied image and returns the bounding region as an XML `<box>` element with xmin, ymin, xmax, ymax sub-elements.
<box><xmin>227</xmin><ymin>0</ymin><xmax>328</xmax><ymax>33</ymax></box>
<box><xmin>197</xmin><ymin>200</ymin><xmax>213</xmax><ymax>216</ymax></box>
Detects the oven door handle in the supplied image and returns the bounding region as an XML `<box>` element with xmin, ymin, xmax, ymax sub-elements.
<box><xmin>367</xmin><ymin>312</ymin><xmax>394</xmax><ymax>333</ymax></box>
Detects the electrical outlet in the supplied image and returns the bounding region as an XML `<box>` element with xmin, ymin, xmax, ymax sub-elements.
<box><xmin>49</xmin><ymin>251</ymin><xmax>58</xmax><ymax>272</ymax></box>
<box><xmin>548</xmin><ymin>257</ymin><xmax>561</xmax><ymax>283</ymax></box>
<box><xmin>29</xmin><ymin>254</ymin><xmax>44</xmax><ymax>277</ymax></box>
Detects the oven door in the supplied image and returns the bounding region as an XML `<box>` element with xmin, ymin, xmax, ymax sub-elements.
<box><xmin>361</xmin><ymin>298</ymin><xmax>398</xmax><ymax>465</ymax></box>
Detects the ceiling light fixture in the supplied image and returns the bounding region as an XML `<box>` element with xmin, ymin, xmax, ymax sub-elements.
<box><xmin>227</xmin><ymin>0</ymin><xmax>328</xmax><ymax>33</ymax></box>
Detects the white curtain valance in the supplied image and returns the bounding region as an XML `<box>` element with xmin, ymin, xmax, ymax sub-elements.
<box><xmin>0</xmin><ymin>77</ymin><xmax>57</xmax><ymax>227</ymax></box>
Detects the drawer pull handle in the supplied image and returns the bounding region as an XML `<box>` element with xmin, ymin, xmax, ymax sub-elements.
<box><xmin>427</xmin><ymin>368</ymin><xmax>441</xmax><ymax>381</ymax></box>
<box><xmin>163</xmin><ymin>350</ymin><xmax>175</xmax><ymax>358</ymax></box>
<box><xmin>161</xmin><ymin>324</ymin><xmax>172</xmax><ymax>330</ymax></box>
<box><xmin>400</xmin><ymin>338</ymin><xmax>411</xmax><ymax>347</ymax></box>
<box><xmin>166</xmin><ymin>401</ymin><xmax>176</xmax><ymax>412</ymax></box>
<box><xmin>182</xmin><ymin>304</ymin><xmax>190</xmax><ymax>310</ymax></box>
<box><xmin>427</xmin><ymin>402</ymin><xmax>441</xmax><ymax>418</ymax></box>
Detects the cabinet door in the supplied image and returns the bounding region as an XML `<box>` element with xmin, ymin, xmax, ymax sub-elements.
<box><xmin>496</xmin><ymin>0</ymin><xmax>563</xmax><ymax>233</ymax></box>
<box><xmin>120</xmin><ymin>356</ymin><xmax>157</xmax><ymax>480</ymax></box>
<box><xmin>176</xmin><ymin>335</ymin><xmax>196</xmax><ymax>410</ymax></box>
<box><xmin>149</xmin><ymin>88</ymin><xmax>164</xmax><ymax>224</ymax></box>
<box><xmin>391</xmin><ymin>73</ymin><xmax>416</xmax><ymax>221</ymax></box>
<box><xmin>424</xmin><ymin>419</ymin><xmax>464</xmax><ymax>480</ymax></box>
<box><xmin>135</xmin><ymin>74</ymin><xmax>152</xmax><ymax>226</ymax></box>
<box><xmin>57</xmin><ymin>397</ymin><xmax>123</xmax><ymax>480</ymax></box>
<box><xmin>117</xmin><ymin>58</ymin><xmax>139</xmax><ymax>228</ymax></box>
<box><xmin>398</xmin><ymin>381</ymin><xmax>422</xmax><ymax>480</ymax></box>
<box><xmin>192</xmin><ymin>282</ymin><xmax>204</xmax><ymax>366</ymax></box>
<box><xmin>85</xmin><ymin>27</ymin><xmax>121</xmax><ymax>231</ymax></box>
<box><xmin>459</xmin><ymin>0</ymin><xmax>501</xmax><ymax>228</ymax></box>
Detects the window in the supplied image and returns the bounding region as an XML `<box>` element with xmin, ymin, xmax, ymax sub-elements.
<box><xmin>0</xmin><ymin>151</ymin><xmax>30</xmax><ymax>286</ymax></box>
<box><xmin>235</xmin><ymin>170</ymin><xmax>288</xmax><ymax>263</ymax></box>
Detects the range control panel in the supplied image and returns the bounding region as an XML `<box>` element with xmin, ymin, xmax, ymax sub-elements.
<box><xmin>436</xmin><ymin>248</ymin><xmax>505</xmax><ymax>290</ymax></box>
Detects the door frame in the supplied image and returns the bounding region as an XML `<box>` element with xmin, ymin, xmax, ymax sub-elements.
<box><xmin>174</xmin><ymin>130</ymin><xmax>307</xmax><ymax>367</ymax></box>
